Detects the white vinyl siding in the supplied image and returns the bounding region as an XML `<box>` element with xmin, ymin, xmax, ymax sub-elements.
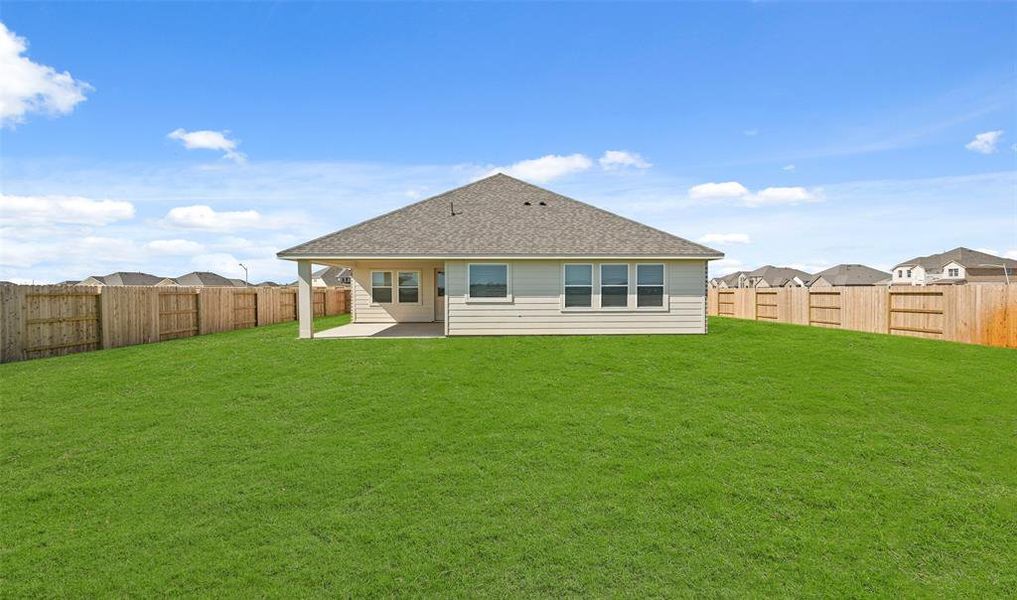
<box><xmin>351</xmin><ymin>261</ymin><xmax>443</xmax><ymax>323</ymax></box>
<box><xmin>446</xmin><ymin>259</ymin><xmax>707</xmax><ymax>335</ymax></box>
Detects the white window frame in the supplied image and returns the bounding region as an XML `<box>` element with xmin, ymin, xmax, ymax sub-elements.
<box><xmin>561</xmin><ymin>263</ymin><xmax>594</xmax><ymax>311</ymax></box>
<box><xmin>598</xmin><ymin>263</ymin><xmax>630</xmax><ymax>310</ymax></box>
<box><xmin>396</xmin><ymin>270</ymin><xmax>422</xmax><ymax>305</ymax></box>
<box><xmin>369</xmin><ymin>270</ymin><xmax>393</xmax><ymax>305</ymax></box>
<box><xmin>635</xmin><ymin>263</ymin><xmax>667</xmax><ymax>310</ymax></box>
<box><xmin>466</xmin><ymin>263</ymin><xmax>512</xmax><ymax>303</ymax></box>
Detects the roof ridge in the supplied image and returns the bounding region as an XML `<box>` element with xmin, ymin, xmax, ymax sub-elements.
<box><xmin>485</xmin><ymin>175</ymin><xmax>722</xmax><ymax>256</ymax></box>
<box><xmin>277</xmin><ymin>173</ymin><xmax>511</xmax><ymax>256</ymax></box>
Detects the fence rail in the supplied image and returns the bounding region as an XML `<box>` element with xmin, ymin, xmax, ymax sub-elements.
<box><xmin>0</xmin><ymin>285</ymin><xmax>350</xmax><ymax>363</ymax></box>
<box><xmin>708</xmin><ymin>285</ymin><xmax>1016</xmax><ymax>349</ymax></box>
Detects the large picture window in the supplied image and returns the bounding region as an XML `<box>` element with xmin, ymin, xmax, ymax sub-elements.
<box><xmin>371</xmin><ymin>271</ymin><xmax>392</xmax><ymax>303</ymax></box>
<box><xmin>600</xmin><ymin>264</ymin><xmax>629</xmax><ymax>308</ymax></box>
<box><xmin>468</xmin><ymin>264</ymin><xmax>509</xmax><ymax>299</ymax></box>
<box><xmin>564</xmin><ymin>264</ymin><xmax>592</xmax><ymax>308</ymax></box>
<box><xmin>636</xmin><ymin>264</ymin><xmax>665</xmax><ymax>307</ymax></box>
<box><xmin>398</xmin><ymin>271</ymin><xmax>420</xmax><ymax>303</ymax></box>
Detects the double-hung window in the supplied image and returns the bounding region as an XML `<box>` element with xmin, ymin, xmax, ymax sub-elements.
<box><xmin>636</xmin><ymin>264</ymin><xmax>665</xmax><ymax>308</ymax></box>
<box><xmin>600</xmin><ymin>264</ymin><xmax>629</xmax><ymax>308</ymax></box>
<box><xmin>398</xmin><ymin>271</ymin><xmax>420</xmax><ymax>303</ymax></box>
<box><xmin>371</xmin><ymin>271</ymin><xmax>392</xmax><ymax>303</ymax></box>
<box><xmin>563</xmin><ymin>264</ymin><xmax>593</xmax><ymax>308</ymax></box>
<box><xmin>468</xmin><ymin>264</ymin><xmax>509</xmax><ymax>300</ymax></box>
<box><xmin>947</xmin><ymin>268</ymin><xmax>959</xmax><ymax>277</ymax></box>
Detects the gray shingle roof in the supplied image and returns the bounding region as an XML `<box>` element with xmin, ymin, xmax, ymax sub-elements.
<box><xmin>748</xmin><ymin>265</ymin><xmax>812</xmax><ymax>286</ymax></box>
<box><xmin>895</xmin><ymin>247</ymin><xmax>1017</xmax><ymax>271</ymax></box>
<box><xmin>810</xmin><ymin>264</ymin><xmax>890</xmax><ymax>286</ymax></box>
<box><xmin>87</xmin><ymin>272</ymin><xmax>164</xmax><ymax>286</ymax></box>
<box><xmin>172</xmin><ymin>272</ymin><xmax>238</xmax><ymax>287</ymax></box>
<box><xmin>278</xmin><ymin>174</ymin><xmax>722</xmax><ymax>259</ymax></box>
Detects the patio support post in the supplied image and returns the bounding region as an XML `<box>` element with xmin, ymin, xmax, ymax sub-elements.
<box><xmin>297</xmin><ymin>260</ymin><xmax>313</xmax><ymax>339</ymax></box>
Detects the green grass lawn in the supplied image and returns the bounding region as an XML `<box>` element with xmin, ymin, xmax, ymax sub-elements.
<box><xmin>2</xmin><ymin>316</ymin><xmax>1014</xmax><ymax>597</ymax></box>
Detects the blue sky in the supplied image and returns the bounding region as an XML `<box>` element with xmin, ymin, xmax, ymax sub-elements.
<box><xmin>1</xmin><ymin>2</ymin><xmax>1015</xmax><ymax>283</ymax></box>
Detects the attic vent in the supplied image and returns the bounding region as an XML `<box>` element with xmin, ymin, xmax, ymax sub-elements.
<box><xmin>538</xmin><ymin>201</ymin><xmax>547</xmax><ymax>206</ymax></box>
<box><xmin>523</xmin><ymin>201</ymin><xmax>531</xmax><ymax>206</ymax></box>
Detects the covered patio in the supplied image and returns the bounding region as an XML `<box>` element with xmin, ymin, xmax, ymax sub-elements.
<box><xmin>316</xmin><ymin>322</ymin><xmax>445</xmax><ymax>339</ymax></box>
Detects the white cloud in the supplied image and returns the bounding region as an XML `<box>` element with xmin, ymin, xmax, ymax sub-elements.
<box><xmin>146</xmin><ymin>239</ymin><xmax>205</xmax><ymax>255</ymax></box>
<box><xmin>965</xmin><ymin>130</ymin><xmax>1004</xmax><ymax>154</ymax></box>
<box><xmin>1005</xmin><ymin>250</ymin><xmax>1017</xmax><ymax>260</ymax></box>
<box><xmin>167</xmin><ymin>128</ymin><xmax>246</xmax><ymax>163</ymax></box>
<box><xmin>746</xmin><ymin>186</ymin><xmax>820</xmax><ymax>207</ymax></box>
<box><xmin>0</xmin><ymin>22</ymin><xmax>92</xmax><ymax>126</ymax></box>
<box><xmin>0</xmin><ymin>194</ymin><xmax>134</xmax><ymax>225</ymax></box>
<box><xmin>782</xmin><ymin>164</ymin><xmax>796</xmax><ymax>172</ymax></box>
<box><xmin>490</xmin><ymin>153</ymin><xmax>593</xmax><ymax>183</ymax></box>
<box><xmin>598</xmin><ymin>150</ymin><xmax>652</xmax><ymax>170</ymax></box>
<box><xmin>163</xmin><ymin>205</ymin><xmax>262</xmax><ymax>231</ymax></box>
<box><xmin>688</xmin><ymin>181</ymin><xmax>750</xmax><ymax>200</ymax></box>
<box><xmin>699</xmin><ymin>233</ymin><xmax>751</xmax><ymax>245</ymax></box>
<box><xmin>711</xmin><ymin>258</ymin><xmax>746</xmax><ymax>276</ymax></box>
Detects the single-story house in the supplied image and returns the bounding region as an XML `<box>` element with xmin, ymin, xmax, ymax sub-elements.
<box><xmin>80</xmin><ymin>271</ymin><xmax>165</xmax><ymax>286</ymax></box>
<box><xmin>288</xmin><ymin>266</ymin><xmax>352</xmax><ymax>288</ymax></box>
<box><xmin>158</xmin><ymin>272</ymin><xmax>249</xmax><ymax>287</ymax></box>
<box><xmin>808</xmin><ymin>264</ymin><xmax>891</xmax><ymax>287</ymax></box>
<box><xmin>891</xmin><ymin>247</ymin><xmax>1016</xmax><ymax>286</ymax></box>
<box><xmin>277</xmin><ymin>174</ymin><xmax>723</xmax><ymax>338</ymax></box>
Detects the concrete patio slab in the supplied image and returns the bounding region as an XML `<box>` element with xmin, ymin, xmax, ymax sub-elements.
<box><xmin>315</xmin><ymin>322</ymin><xmax>445</xmax><ymax>339</ymax></box>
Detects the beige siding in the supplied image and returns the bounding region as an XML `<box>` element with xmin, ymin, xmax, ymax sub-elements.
<box><xmin>445</xmin><ymin>260</ymin><xmax>707</xmax><ymax>335</ymax></box>
<box><xmin>351</xmin><ymin>261</ymin><xmax>443</xmax><ymax>323</ymax></box>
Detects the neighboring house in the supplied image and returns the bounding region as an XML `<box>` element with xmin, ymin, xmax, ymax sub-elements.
<box><xmin>288</xmin><ymin>266</ymin><xmax>352</xmax><ymax>287</ymax></box>
<box><xmin>58</xmin><ymin>280</ymin><xmax>81</xmax><ymax>285</ymax></box>
<box><xmin>709</xmin><ymin>270</ymin><xmax>750</xmax><ymax>289</ymax></box>
<box><xmin>256</xmin><ymin>281</ymin><xmax>282</xmax><ymax>287</ymax></box>
<box><xmin>277</xmin><ymin>173</ymin><xmax>723</xmax><ymax>338</ymax></box>
<box><xmin>158</xmin><ymin>272</ymin><xmax>248</xmax><ymax>287</ymax></box>
<box><xmin>808</xmin><ymin>264</ymin><xmax>891</xmax><ymax>287</ymax></box>
<box><xmin>80</xmin><ymin>272</ymin><xmax>165</xmax><ymax>286</ymax></box>
<box><xmin>891</xmin><ymin>247</ymin><xmax>1017</xmax><ymax>286</ymax></box>
<box><xmin>746</xmin><ymin>265</ymin><xmax>812</xmax><ymax>288</ymax></box>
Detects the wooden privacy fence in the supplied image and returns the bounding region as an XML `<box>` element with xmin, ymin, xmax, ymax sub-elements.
<box><xmin>708</xmin><ymin>285</ymin><xmax>1017</xmax><ymax>349</ymax></box>
<box><xmin>0</xmin><ymin>285</ymin><xmax>350</xmax><ymax>363</ymax></box>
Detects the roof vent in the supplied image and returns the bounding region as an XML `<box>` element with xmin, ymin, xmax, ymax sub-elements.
<box><xmin>538</xmin><ymin>201</ymin><xmax>547</xmax><ymax>206</ymax></box>
<box><xmin>523</xmin><ymin>201</ymin><xmax>531</xmax><ymax>206</ymax></box>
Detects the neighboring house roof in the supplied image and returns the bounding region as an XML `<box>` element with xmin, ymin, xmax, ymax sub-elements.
<box><xmin>894</xmin><ymin>247</ymin><xmax>1017</xmax><ymax>272</ymax></box>
<box><xmin>316</xmin><ymin>266</ymin><xmax>351</xmax><ymax>285</ymax></box>
<box><xmin>228</xmin><ymin>278</ymin><xmax>249</xmax><ymax>287</ymax></box>
<box><xmin>58</xmin><ymin>280</ymin><xmax>81</xmax><ymax>285</ymax></box>
<box><xmin>716</xmin><ymin>271</ymin><xmax>749</xmax><ymax>286</ymax></box>
<box><xmin>278</xmin><ymin>174</ymin><xmax>723</xmax><ymax>259</ymax></box>
<box><xmin>256</xmin><ymin>281</ymin><xmax>281</xmax><ymax>287</ymax></box>
<box><xmin>809</xmin><ymin>264</ymin><xmax>891</xmax><ymax>286</ymax></box>
<box><xmin>84</xmin><ymin>272</ymin><xmax>164</xmax><ymax>286</ymax></box>
<box><xmin>171</xmin><ymin>272</ymin><xmax>240</xmax><ymax>287</ymax></box>
<box><xmin>748</xmin><ymin>265</ymin><xmax>812</xmax><ymax>287</ymax></box>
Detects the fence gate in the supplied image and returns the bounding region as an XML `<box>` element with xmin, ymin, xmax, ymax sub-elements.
<box><xmin>808</xmin><ymin>291</ymin><xmax>842</xmax><ymax>327</ymax></box>
<box><xmin>232</xmin><ymin>292</ymin><xmax>258</xmax><ymax>329</ymax></box>
<box><xmin>24</xmin><ymin>290</ymin><xmax>102</xmax><ymax>357</ymax></box>
<box><xmin>718</xmin><ymin>291</ymin><xmax>735</xmax><ymax>316</ymax></box>
<box><xmin>888</xmin><ymin>290</ymin><xmax>944</xmax><ymax>338</ymax></box>
<box><xmin>158</xmin><ymin>291</ymin><xmax>199</xmax><ymax>340</ymax></box>
<box><xmin>754</xmin><ymin>290</ymin><xmax>778</xmax><ymax>320</ymax></box>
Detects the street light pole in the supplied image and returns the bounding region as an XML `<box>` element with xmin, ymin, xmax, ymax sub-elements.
<box><xmin>238</xmin><ymin>263</ymin><xmax>249</xmax><ymax>284</ymax></box>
